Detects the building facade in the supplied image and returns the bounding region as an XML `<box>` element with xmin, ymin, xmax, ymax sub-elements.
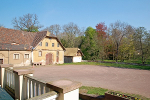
<box><xmin>0</xmin><ymin>27</ymin><xmax>65</xmax><ymax>66</ymax></box>
<box><xmin>64</xmin><ymin>48</ymin><xmax>83</xmax><ymax>63</ymax></box>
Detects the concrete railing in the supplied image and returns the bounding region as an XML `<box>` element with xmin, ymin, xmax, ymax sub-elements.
<box><xmin>0</xmin><ymin>64</ymin><xmax>82</xmax><ymax>100</ymax></box>
<box><xmin>24</xmin><ymin>75</ymin><xmax>52</xmax><ymax>99</ymax></box>
<box><xmin>5</xmin><ymin>67</ymin><xmax>15</xmax><ymax>90</ymax></box>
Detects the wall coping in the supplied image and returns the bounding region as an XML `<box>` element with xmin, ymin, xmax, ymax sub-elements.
<box><xmin>25</xmin><ymin>75</ymin><xmax>47</xmax><ymax>84</ymax></box>
<box><xmin>46</xmin><ymin>79</ymin><xmax>82</xmax><ymax>93</ymax></box>
<box><xmin>13</xmin><ymin>69</ymin><xmax>34</xmax><ymax>75</ymax></box>
<box><xmin>0</xmin><ymin>64</ymin><xmax>13</xmax><ymax>68</ymax></box>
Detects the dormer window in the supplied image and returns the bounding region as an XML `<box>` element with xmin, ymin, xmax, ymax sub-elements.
<box><xmin>11</xmin><ymin>42</ymin><xmax>19</xmax><ymax>45</ymax></box>
<box><xmin>39</xmin><ymin>42</ymin><xmax>42</xmax><ymax>46</ymax></box>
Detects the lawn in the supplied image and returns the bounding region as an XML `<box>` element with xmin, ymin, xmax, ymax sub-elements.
<box><xmin>103</xmin><ymin>59</ymin><xmax>150</xmax><ymax>64</ymax></box>
<box><xmin>79</xmin><ymin>86</ymin><xmax>150</xmax><ymax>100</ymax></box>
<box><xmin>60</xmin><ymin>62</ymin><xmax>150</xmax><ymax>70</ymax></box>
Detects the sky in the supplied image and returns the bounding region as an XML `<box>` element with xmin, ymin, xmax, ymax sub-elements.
<box><xmin>0</xmin><ymin>0</ymin><xmax>150</xmax><ymax>31</ymax></box>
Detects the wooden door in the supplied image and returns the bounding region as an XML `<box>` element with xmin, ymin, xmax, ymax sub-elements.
<box><xmin>46</xmin><ymin>53</ymin><xmax>53</xmax><ymax>65</ymax></box>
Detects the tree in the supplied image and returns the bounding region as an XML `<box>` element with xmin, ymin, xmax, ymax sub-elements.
<box><xmin>109</xmin><ymin>21</ymin><xmax>133</xmax><ymax>62</ymax></box>
<box><xmin>96</xmin><ymin>22</ymin><xmax>107</xmax><ymax>60</ymax></box>
<box><xmin>12</xmin><ymin>13</ymin><xmax>43</xmax><ymax>32</ymax></box>
<box><xmin>119</xmin><ymin>34</ymin><xmax>135</xmax><ymax>61</ymax></box>
<box><xmin>105</xmin><ymin>36</ymin><xmax>116</xmax><ymax>60</ymax></box>
<box><xmin>133</xmin><ymin>27</ymin><xmax>150</xmax><ymax>64</ymax></box>
<box><xmin>60</xmin><ymin>22</ymin><xmax>80</xmax><ymax>48</ymax></box>
<box><xmin>96</xmin><ymin>22</ymin><xmax>107</xmax><ymax>38</ymax></box>
<box><xmin>81</xmin><ymin>27</ymin><xmax>98</xmax><ymax>60</ymax></box>
<box><xmin>44</xmin><ymin>24</ymin><xmax>61</xmax><ymax>36</ymax></box>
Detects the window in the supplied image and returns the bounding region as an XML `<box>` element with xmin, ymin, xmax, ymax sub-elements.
<box><xmin>39</xmin><ymin>51</ymin><xmax>42</xmax><ymax>57</ymax></box>
<box><xmin>57</xmin><ymin>43</ymin><xmax>59</xmax><ymax>47</ymax></box>
<box><xmin>39</xmin><ymin>42</ymin><xmax>42</xmax><ymax>46</ymax></box>
<box><xmin>14</xmin><ymin>54</ymin><xmax>19</xmax><ymax>59</ymax></box>
<box><xmin>57</xmin><ymin>51</ymin><xmax>59</xmax><ymax>56</ymax></box>
<box><xmin>24</xmin><ymin>54</ymin><xmax>29</xmax><ymax>59</ymax></box>
<box><xmin>45</xmin><ymin>42</ymin><xmax>48</xmax><ymax>47</ymax></box>
<box><xmin>52</xmin><ymin>43</ymin><xmax>54</xmax><ymax>47</ymax></box>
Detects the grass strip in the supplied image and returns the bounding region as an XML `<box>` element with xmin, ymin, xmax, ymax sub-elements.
<box><xmin>80</xmin><ymin>86</ymin><xmax>108</xmax><ymax>95</ymax></box>
<box><xmin>60</xmin><ymin>62</ymin><xmax>150</xmax><ymax>70</ymax></box>
<box><xmin>79</xmin><ymin>86</ymin><xmax>150</xmax><ymax>100</ymax></box>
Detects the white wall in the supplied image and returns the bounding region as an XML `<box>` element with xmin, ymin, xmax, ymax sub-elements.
<box><xmin>64</xmin><ymin>89</ymin><xmax>79</xmax><ymax>100</ymax></box>
<box><xmin>73</xmin><ymin>56</ymin><xmax>82</xmax><ymax>62</ymax></box>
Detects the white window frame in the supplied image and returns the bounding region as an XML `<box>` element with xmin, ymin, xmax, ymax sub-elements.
<box><xmin>24</xmin><ymin>54</ymin><xmax>29</xmax><ymax>59</ymax></box>
<box><xmin>57</xmin><ymin>51</ymin><xmax>59</xmax><ymax>57</ymax></box>
<box><xmin>39</xmin><ymin>51</ymin><xmax>42</xmax><ymax>57</ymax></box>
<box><xmin>13</xmin><ymin>54</ymin><xmax>19</xmax><ymax>59</ymax></box>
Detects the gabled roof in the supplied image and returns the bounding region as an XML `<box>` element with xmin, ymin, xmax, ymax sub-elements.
<box><xmin>64</xmin><ymin>48</ymin><xmax>83</xmax><ymax>56</ymax></box>
<box><xmin>0</xmin><ymin>27</ymin><xmax>65</xmax><ymax>51</ymax></box>
<box><xmin>31</xmin><ymin>31</ymin><xmax>47</xmax><ymax>48</ymax></box>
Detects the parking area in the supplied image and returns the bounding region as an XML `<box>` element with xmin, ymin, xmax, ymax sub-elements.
<box><xmin>31</xmin><ymin>65</ymin><xmax>150</xmax><ymax>98</ymax></box>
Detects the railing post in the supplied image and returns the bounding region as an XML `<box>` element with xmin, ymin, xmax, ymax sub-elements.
<box><xmin>46</xmin><ymin>79</ymin><xmax>82</xmax><ymax>100</ymax></box>
<box><xmin>13</xmin><ymin>69</ymin><xmax>33</xmax><ymax>100</ymax></box>
<box><xmin>0</xmin><ymin>64</ymin><xmax>13</xmax><ymax>88</ymax></box>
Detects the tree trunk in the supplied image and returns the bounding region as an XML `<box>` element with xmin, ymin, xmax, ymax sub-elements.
<box><xmin>116</xmin><ymin>43</ymin><xmax>119</xmax><ymax>62</ymax></box>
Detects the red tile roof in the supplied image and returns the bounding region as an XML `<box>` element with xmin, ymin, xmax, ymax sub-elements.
<box><xmin>0</xmin><ymin>27</ymin><xmax>65</xmax><ymax>51</ymax></box>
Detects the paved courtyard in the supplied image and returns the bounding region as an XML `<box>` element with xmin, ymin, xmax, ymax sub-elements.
<box><xmin>32</xmin><ymin>65</ymin><xmax>150</xmax><ymax>98</ymax></box>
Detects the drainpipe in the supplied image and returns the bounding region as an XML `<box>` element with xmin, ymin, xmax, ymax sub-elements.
<box><xmin>30</xmin><ymin>46</ymin><xmax>33</xmax><ymax>65</ymax></box>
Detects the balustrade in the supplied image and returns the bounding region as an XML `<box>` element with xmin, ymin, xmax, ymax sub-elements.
<box><xmin>24</xmin><ymin>75</ymin><xmax>51</xmax><ymax>99</ymax></box>
<box><xmin>0</xmin><ymin>64</ymin><xmax>81</xmax><ymax>100</ymax></box>
<box><xmin>5</xmin><ymin>67</ymin><xmax>15</xmax><ymax>90</ymax></box>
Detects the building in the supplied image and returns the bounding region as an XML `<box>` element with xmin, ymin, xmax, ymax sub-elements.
<box><xmin>0</xmin><ymin>27</ymin><xmax>65</xmax><ymax>66</ymax></box>
<box><xmin>64</xmin><ymin>48</ymin><xmax>83</xmax><ymax>63</ymax></box>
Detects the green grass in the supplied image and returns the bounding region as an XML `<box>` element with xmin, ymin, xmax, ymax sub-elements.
<box><xmin>103</xmin><ymin>59</ymin><xmax>150</xmax><ymax>64</ymax></box>
<box><xmin>60</xmin><ymin>62</ymin><xmax>150</xmax><ymax>70</ymax></box>
<box><xmin>80</xmin><ymin>86</ymin><xmax>108</xmax><ymax>95</ymax></box>
<box><xmin>79</xmin><ymin>86</ymin><xmax>150</xmax><ymax>100</ymax></box>
<box><xmin>124</xmin><ymin>59</ymin><xmax>150</xmax><ymax>64</ymax></box>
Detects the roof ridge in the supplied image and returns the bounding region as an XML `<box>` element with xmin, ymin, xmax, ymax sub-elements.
<box><xmin>0</xmin><ymin>27</ymin><xmax>29</xmax><ymax>33</ymax></box>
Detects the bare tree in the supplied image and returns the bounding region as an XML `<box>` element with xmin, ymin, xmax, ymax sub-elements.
<box><xmin>44</xmin><ymin>24</ymin><xmax>61</xmax><ymax>36</ymax></box>
<box><xmin>61</xmin><ymin>22</ymin><xmax>80</xmax><ymax>47</ymax></box>
<box><xmin>109</xmin><ymin>21</ymin><xmax>133</xmax><ymax>62</ymax></box>
<box><xmin>12</xmin><ymin>13</ymin><xmax>43</xmax><ymax>32</ymax></box>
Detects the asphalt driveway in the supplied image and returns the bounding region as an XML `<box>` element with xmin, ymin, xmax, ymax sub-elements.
<box><xmin>32</xmin><ymin>65</ymin><xmax>150</xmax><ymax>98</ymax></box>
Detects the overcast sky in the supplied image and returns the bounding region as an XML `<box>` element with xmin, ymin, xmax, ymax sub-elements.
<box><xmin>0</xmin><ymin>0</ymin><xmax>150</xmax><ymax>30</ymax></box>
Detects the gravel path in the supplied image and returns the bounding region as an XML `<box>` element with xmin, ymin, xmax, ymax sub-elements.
<box><xmin>32</xmin><ymin>65</ymin><xmax>150</xmax><ymax>98</ymax></box>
